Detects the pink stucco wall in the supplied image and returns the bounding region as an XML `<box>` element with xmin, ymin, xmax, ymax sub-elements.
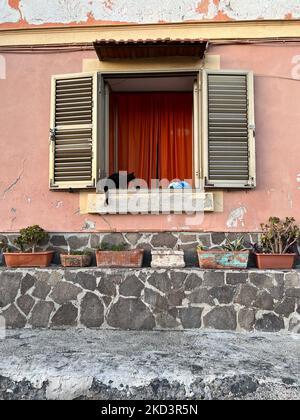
<box><xmin>0</xmin><ymin>44</ymin><xmax>300</xmax><ymax>233</ymax></box>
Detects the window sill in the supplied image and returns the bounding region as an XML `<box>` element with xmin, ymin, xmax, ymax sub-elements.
<box><xmin>85</xmin><ymin>190</ymin><xmax>214</xmax><ymax>214</ymax></box>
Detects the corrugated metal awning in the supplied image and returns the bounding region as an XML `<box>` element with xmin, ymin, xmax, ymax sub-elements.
<box><xmin>93</xmin><ymin>38</ymin><xmax>208</xmax><ymax>60</ymax></box>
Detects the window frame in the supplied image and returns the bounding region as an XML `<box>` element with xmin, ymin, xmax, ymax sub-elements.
<box><xmin>97</xmin><ymin>69</ymin><xmax>202</xmax><ymax>192</ymax></box>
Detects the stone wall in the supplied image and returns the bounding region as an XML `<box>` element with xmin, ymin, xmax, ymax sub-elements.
<box><xmin>0</xmin><ymin>232</ymin><xmax>261</xmax><ymax>267</ymax></box>
<box><xmin>0</xmin><ymin>268</ymin><xmax>299</xmax><ymax>333</ymax></box>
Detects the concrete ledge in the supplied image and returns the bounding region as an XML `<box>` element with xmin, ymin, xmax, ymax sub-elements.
<box><xmin>0</xmin><ymin>268</ymin><xmax>299</xmax><ymax>333</ymax></box>
<box><xmin>0</xmin><ymin>330</ymin><xmax>299</xmax><ymax>400</ymax></box>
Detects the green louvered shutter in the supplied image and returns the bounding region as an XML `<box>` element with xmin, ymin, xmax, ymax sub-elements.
<box><xmin>49</xmin><ymin>73</ymin><xmax>98</xmax><ymax>189</ymax></box>
<box><xmin>203</xmin><ymin>70</ymin><xmax>256</xmax><ymax>188</ymax></box>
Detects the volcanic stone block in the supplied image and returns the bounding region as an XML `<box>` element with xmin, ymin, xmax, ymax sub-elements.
<box><xmin>203</xmin><ymin>306</ymin><xmax>237</xmax><ymax>331</ymax></box>
<box><xmin>107</xmin><ymin>298</ymin><xmax>155</xmax><ymax>330</ymax></box>
<box><xmin>202</xmin><ymin>272</ymin><xmax>225</xmax><ymax>288</ymax></box>
<box><xmin>50</xmin><ymin>282</ymin><xmax>81</xmax><ymax>305</ymax></box>
<box><xmin>101</xmin><ymin>233</ymin><xmax>125</xmax><ymax>248</ymax></box>
<box><xmin>179</xmin><ymin>307</ymin><xmax>203</xmax><ymax>329</ymax></box>
<box><xmin>0</xmin><ymin>272</ymin><xmax>22</xmax><ymax>308</ymax></box>
<box><xmin>50</xmin><ymin>235</ymin><xmax>67</xmax><ymax>247</ymax></box>
<box><xmin>67</xmin><ymin>236</ymin><xmax>89</xmax><ymax>250</ymax></box>
<box><xmin>250</xmin><ymin>273</ymin><xmax>273</xmax><ymax>289</ymax></box>
<box><xmin>51</xmin><ymin>303</ymin><xmax>78</xmax><ymax>327</ymax></box>
<box><xmin>170</xmin><ymin>271</ymin><xmax>187</xmax><ymax>289</ymax></box>
<box><xmin>17</xmin><ymin>294</ymin><xmax>35</xmax><ymax>316</ymax></box>
<box><xmin>226</xmin><ymin>272</ymin><xmax>248</xmax><ymax>285</ymax></box>
<box><xmin>80</xmin><ymin>293</ymin><xmax>104</xmax><ymax>328</ymax></box>
<box><xmin>188</xmin><ymin>288</ymin><xmax>215</xmax><ymax>306</ymax></box>
<box><xmin>209</xmin><ymin>286</ymin><xmax>236</xmax><ymax>304</ymax></box>
<box><xmin>238</xmin><ymin>308</ymin><xmax>256</xmax><ymax>331</ymax></box>
<box><xmin>151</xmin><ymin>233</ymin><xmax>178</xmax><ymax>249</ymax></box>
<box><xmin>255</xmin><ymin>314</ymin><xmax>285</xmax><ymax>332</ymax></box>
<box><xmin>30</xmin><ymin>301</ymin><xmax>54</xmax><ymax>328</ymax></box>
<box><xmin>144</xmin><ymin>288</ymin><xmax>168</xmax><ymax>312</ymax></box>
<box><xmin>119</xmin><ymin>275</ymin><xmax>144</xmax><ymax>297</ymax></box>
<box><xmin>2</xmin><ymin>304</ymin><xmax>27</xmax><ymax>328</ymax></box>
<box><xmin>274</xmin><ymin>298</ymin><xmax>296</xmax><ymax>317</ymax></box>
<box><xmin>125</xmin><ymin>233</ymin><xmax>142</xmax><ymax>246</ymax></box>
<box><xmin>75</xmin><ymin>272</ymin><xmax>97</xmax><ymax>291</ymax></box>
<box><xmin>20</xmin><ymin>274</ymin><xmax>36</xmax><ymax>295</ymax></box>
<box><xmin>253</xmin><ymin>291</ymin><xmax>274</xmax><ymax>311</ymax></box>
<box><xmin>148</xmin><ymin>272</ymin><xmax>172</xmax><ymax>293</ymax></box>
<box><xmin>234</xmin><ymin>284</ymin><xmax>258</xmax><ymax>306</ymax></box>
<box><xmin>32</xmin><ymin>281</ymin><xmax>51</xmax><ymax>300</ymax></box>
<box><xmin>184</xmin><ymin>273</ymin><xmax>202</xmax><ymax>291</ymax></box>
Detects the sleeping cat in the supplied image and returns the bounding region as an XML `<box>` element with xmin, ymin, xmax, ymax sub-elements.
<box><xmin>104</xmin><ymin>172</ymin><xmax>136</xmax><ymax>205</ymax></box>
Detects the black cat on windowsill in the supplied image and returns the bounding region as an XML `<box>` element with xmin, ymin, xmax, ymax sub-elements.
<box><xmin>103</xmin><ymin>172</ymin><xmax>136</xmax><ymax>205</ymax></box>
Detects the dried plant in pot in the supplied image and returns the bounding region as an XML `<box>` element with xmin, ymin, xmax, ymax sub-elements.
<box><xmin>197</xmin><ymin>236</ymin><xmax>250</xmax><ymax>269</ymax></box>
<box><xmin>60</xmin><ymin>248</ymin><xmax>93</xmax><ymax>268</ymax></box>
<box><xmin>254</xmin><ymin>217</ymin><xmax>300</xmax><ymax>269</ymax></box>
<box><xmin>3</xmin><ymin>225</ymin><xmax>53</xmax><ymax>268</ymax></box>
<box><xmin>96</xmin><ymin>242</ymin><xmax>144</xmax><ymax>268</ymax></box>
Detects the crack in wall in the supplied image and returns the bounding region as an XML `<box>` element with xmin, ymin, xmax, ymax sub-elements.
<box><xmin>2</xmin><ymin>159</ymin><xmax>26</xmax><ymax>199</ymax></box>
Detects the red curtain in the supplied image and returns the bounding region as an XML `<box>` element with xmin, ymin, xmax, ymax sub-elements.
<box><xmin>110</xmin><ymin>93</ymin><xmax>193</xmax><ymax>186</ymax></box>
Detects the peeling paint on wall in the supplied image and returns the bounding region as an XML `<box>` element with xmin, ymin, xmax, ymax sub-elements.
<box><xmin>0</xmin><ymin>0</ymin><xmax>19</xmax><ymax>23</ymax></box>
<box><xmin>82</xmin><ymin>220</ymin><xmax>96</xmax><ymax>230</ymax></box>
<box><xmin>1</xmin><ymin>0</ymin><xmax>300</xmax><ymax>27</ymax></box>
<box><xmin>226</xmin><ymin>207</ymin><xmax>247</xmax><ymax>229</ymax></box>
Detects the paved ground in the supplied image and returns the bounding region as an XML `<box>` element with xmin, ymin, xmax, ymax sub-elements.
<box><xmin>0</xmin><ymin>329</ymin><xmax>299</xmax><ymax>400</ymax></box>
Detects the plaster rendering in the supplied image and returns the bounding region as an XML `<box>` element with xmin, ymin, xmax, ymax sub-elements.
<box><xmin>1</xmin><ymin>0</ymin><xmax>300</xmax><ymax>28</ymax></box>
<box><xmin>0</xmin><ymin>329</ymin><xmax>299</xmax><ymax>400</ymax></box>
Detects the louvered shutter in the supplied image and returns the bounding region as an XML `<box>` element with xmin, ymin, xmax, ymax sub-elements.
<box><xmin>49</xmin><ymin>73</ymin><xmax>98</xmax><ymax>189</ymax></box>
<box><xmin>203</xmin><ymin>70</ymin><xmax>256</xmax><ymax>188</ymax></box>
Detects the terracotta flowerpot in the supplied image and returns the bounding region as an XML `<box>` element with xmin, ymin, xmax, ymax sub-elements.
<box><xmin>60</xmin><ymin>254</ymin><xmax>92</xmax><ymax>268</ymax></box>
<box><xmin>4</xmin><ymin>251</ymin><xmax>54</xmax><ymax>268</ymax></box>
<box><xmin>255</xmin><ymin>253</ymin><xmax>296</xmax><ymax>270</ymax></box>
<box><xmin>197</xmin><ymin>250</ymin><xmax>250</xmax><ymax>270</ymax></box>
<box><xmin>96</xmin><ymin>250</ymin><xmax>143</xmax><ymax>268</ymax></box>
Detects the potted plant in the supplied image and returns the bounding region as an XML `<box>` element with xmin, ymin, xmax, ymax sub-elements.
<box><xmin>3</xmin><ymin>225</ymin><xmax>53</xmax><ymax>268</ymax></box>
<box><xmin>60</xmin><ymin>247</ymin><xmax>92</xmax><ymax>268</ymax></box>
<box><xmin>96</xmin><ymin>242</ymin><xmax>144</xmax><ymax>268</ymax></box>
<box><xmin>0</xmin><ymin>240</ymin><xmax>6</xmax><ymax>266</ymax></box>
<box><xmin>197</xmin><ymin>236</ymin><xmax>250</xmax><ymax>269</ymax></box>
<box><xmin>254</xmin><ymin>217</ymin><xmax>299</xmax><ymax>269</ymax></box>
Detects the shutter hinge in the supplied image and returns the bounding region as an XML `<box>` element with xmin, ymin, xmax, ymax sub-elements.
<box><xmin>49</xmin><ymin>128</ymin><xmax>56</xmax><ymax>141</ymax></box>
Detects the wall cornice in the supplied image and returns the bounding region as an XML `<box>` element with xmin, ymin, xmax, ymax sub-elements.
<box><xmin>1</xmin><ymin>20</ymin><xmax>300</xmax><ymax>47</ymax></box>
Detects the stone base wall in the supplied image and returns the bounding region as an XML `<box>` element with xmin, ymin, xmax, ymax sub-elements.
<box><xmin>0</xmin><ymin>232</ymin><xmax>261</xmax><ymax>267</ymax></box>
<box><xmin>0</xmin><ymin>268</ymin><xmax>299</xmax><ymax>333</ymax></box>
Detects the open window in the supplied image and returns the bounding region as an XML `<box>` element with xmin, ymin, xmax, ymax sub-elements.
<box><xmin>49</xmin><ymin>69</ymin><xmax>256</xmax><ymax>194</ymax></box>
<box><xmin>102</xmin><ymin>72</ymin><xmax>199</xmax><ymax>190</ymax></box>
